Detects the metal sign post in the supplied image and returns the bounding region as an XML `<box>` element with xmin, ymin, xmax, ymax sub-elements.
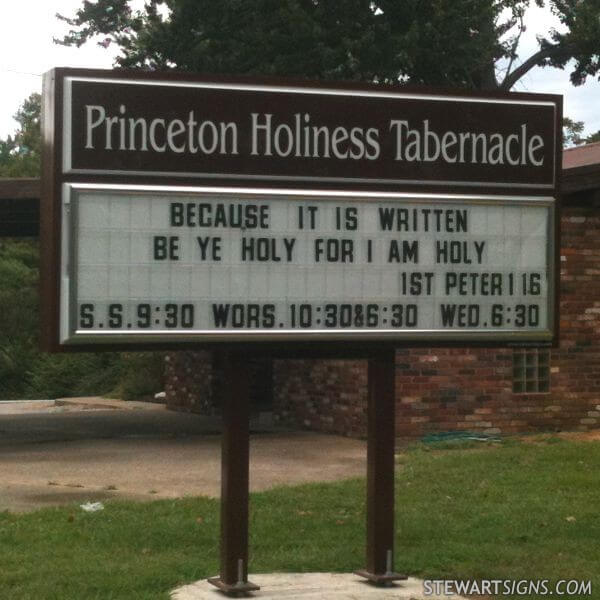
<box><xmin>208</xmin><ymin>352</ymin><xmax>259</xmax><ymax>593</ymax></box>
<box><xmin>355</xmin><ymin>349</ymin><xmax>407</xmax><ymax>584</ymax></box>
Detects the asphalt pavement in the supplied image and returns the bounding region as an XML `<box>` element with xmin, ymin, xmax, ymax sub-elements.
<box><xmin>0</xmin><ymin>400</ymin><xmax>223</xmax><ymax>445</ymax></box>
<box><xmin>0</xmin><ymin>399</ymin><xmax>367</xmax><ymax>512</ymax></box>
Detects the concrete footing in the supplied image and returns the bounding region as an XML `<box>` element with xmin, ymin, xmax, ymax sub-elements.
<box><xmin>171</xmin><ymin>573</ymin><xmax>467</xmax><ymax>599</ymax></box>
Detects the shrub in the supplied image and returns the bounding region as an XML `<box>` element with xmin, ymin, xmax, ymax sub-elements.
<box><xmin>0</xmin><ymin>239</ymin><xmax>39</xmax><ymax>397</ymax></box>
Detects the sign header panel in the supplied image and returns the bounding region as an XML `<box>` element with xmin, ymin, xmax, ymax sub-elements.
<box><xmin>63</xmin><ymin>75</ymin><xmax>558</xmax><ymax>191</ymax></box>
<box><xmin>60</xmin><ymin>184</ymin><xmax>554</xmax><ymax>345</ymax></box>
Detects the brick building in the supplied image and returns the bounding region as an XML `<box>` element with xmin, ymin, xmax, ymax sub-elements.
<box><xmin>164</xmin><ymin>143</ymin><xmax>600</xmax><ymax>438</ymax></box>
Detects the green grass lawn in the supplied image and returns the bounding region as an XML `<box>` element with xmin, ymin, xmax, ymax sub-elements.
<box><xmin>1</xmin><ymin>437</ymin><xmax>598</xmax><ymax>599</ymax></box>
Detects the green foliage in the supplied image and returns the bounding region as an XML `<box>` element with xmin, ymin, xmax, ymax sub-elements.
<box><xmin>24</xmin><ymin>351</ymin><xmax>164</xmax><ymax>401</ymax></box>
<box><xmin>544</xmin><ymin>0</ymin><xmax>600</xmax><ymax>86</ymax></box>
<box><xmin>584</xmin><ymin>130</ymin><xmax>600</xmax><ymax>144</ymax></box>
<box><xmin>56</xmin><ymin>1</ymin><xmax>600</xmax><ymax>90</ymax></box>
<box><xmin>1</xmin><ymin>439</ymin><xmax>598</xmax><ymax>598</ymax></box>
<box><xmin>113</xmin><ymin>353</ymin><xmax>166</xmax><ymax>400</ymax></box>
<box><xmin>563</xmin><ymin>116</ymin><xmax>585</xmax><ymax>147</ymax></box>
<box><xmin>25</xmin><ymin>353</ymin><xmax>123</xmax><ymax>399</ymax></box>
<box><xmin>0</xmin><ymin>239</ymin><xmax>163</xmax><ymax>400</ymax></box>
<box><xmin>0</xmin><ymin>93</ymin><xmax>41</xmax><ymax>177</ymax></box>
<box><xmin>0</xmin><ymin>240</ymin><xmax>40</xmax><ymax>396</ymax></box>
<box><xmin>563</xmin><ymin>117</ymin><xmax>600</xmax><ymax>147</ymax></box>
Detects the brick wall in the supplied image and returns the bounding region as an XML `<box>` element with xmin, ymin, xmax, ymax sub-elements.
<box><xmin>165</xmin><ymin>350</ymin><xmax>217</xmax><ymax>414</ymax></box>
<box><xmin>273</xmin><ymin>359</ymin><xmax>368</xmax><ymax>436</ymax></box>
<box><xmin>550</xmin><ymin>194</ymin><xmax>600</xmax><ymax>430</ymax></box>
<box><xmin>165</xmin><ymin>195</ymin><xmax>600</xmax><ymax>439</ymax></box>
<box><xmin>165</xmin><ymin>352</ymin><xmax>273</xmax><ymax>416</ymax></box>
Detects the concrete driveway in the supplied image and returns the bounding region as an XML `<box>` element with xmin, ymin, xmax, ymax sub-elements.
<box><xmin>0</xmin><ymin>399</ymin><xmax>367</xmax><ymax>512</ymax></box>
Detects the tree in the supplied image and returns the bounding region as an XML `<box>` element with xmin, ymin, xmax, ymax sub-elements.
<box><xmin>563</xmin><ymin>117</ymin><xmax>585</xmax><ymax>147</ymax></box>
<box><xmin>0</xmin><ymin>93</ymin><xmax>41</xmax><ymax>178</ymax></box>
<box><xmin>563</xmin><ymin>118</ymin><xmax>600</xmax><ymax>147</ymax></box>
<box><xmin>56</xmin><ymin>0</ymin><xmax>600</xmax><ymax>91</ymax></box>
<box><xmin>584</xmin><ymin>131</ymin><xmax>600</xmax><ymax>144</ymax></box>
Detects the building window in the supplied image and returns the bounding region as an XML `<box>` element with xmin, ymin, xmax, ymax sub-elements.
<box><xmin>512</xmin><ymin>348</ymin><xmax>550</xmax><ymax>394</ymax></box>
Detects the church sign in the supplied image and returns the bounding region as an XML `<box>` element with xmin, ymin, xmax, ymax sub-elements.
<box><xmin>41</xmin><ymin>68</ymin><xmax>561</xmax><ymax>348</ymax></box>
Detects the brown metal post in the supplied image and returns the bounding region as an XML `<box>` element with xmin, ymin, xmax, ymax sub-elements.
<box><xmin>355</xmin><ymin>349</ymin><xmax>407</xmax><ymax>585</ymax></box>
<box><xmin>208</xmin><ymin>352</ymin><xmax>259</xmax><ymax>594</ymax></box>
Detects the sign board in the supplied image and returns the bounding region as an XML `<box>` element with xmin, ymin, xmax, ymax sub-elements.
<box><xmin>61</xmin><ymin>75</ymin><xmax>558</xmax><ymax>190</ymax></box>
<box><xmin>42</xmin><ymin>68</ymin><xmax>561</xmax><ymax>348</ymax></box>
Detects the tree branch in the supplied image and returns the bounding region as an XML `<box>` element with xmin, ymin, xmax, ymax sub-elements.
<box><xmin>501</xmin><ymin>12</ymin><xmax>525</xmax><ymax>87</ymax></box>
<box><xmin>500</xmin><ymin>42</ymin><xmax>572</xmax><ymax>90</ymax></box>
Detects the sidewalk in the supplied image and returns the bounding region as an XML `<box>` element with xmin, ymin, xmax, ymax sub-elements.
<box><xmin>55</xmin><ymin>396</ymin><xmax>166</xmax><ymax>411</ymax></box>
<box><xmin>0</xmin><ymin>396</ymin><xmax>164</xmax><ymax>414</ymax></box>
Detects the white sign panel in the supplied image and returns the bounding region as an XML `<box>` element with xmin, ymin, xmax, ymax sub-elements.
<box><xmin>60</xmin><ymin>184</ymin><xmax>554</xmax><ymax>344</ymax></box>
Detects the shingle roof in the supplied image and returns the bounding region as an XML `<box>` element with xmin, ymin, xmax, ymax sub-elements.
<box><xmin>563</xmin><ymin>141</ymin><xmax>600</xmax><ymax>170</ymax></box>
<box><xmin>562</xmin><ymin>142</ymin><xmax>600</xmax><ymax>194</ymax></box>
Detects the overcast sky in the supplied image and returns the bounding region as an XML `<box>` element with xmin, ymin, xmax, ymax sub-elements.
<box><xmin>1</xmin><ymin>1</ymin><xmax>599</xmax><ymax>139</ymax></box>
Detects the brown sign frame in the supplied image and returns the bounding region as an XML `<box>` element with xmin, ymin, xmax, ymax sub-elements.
<box><xmin>41</xmin><ymin>67</ymin><xmax>562</xmax><ymax>352</ymax></box>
